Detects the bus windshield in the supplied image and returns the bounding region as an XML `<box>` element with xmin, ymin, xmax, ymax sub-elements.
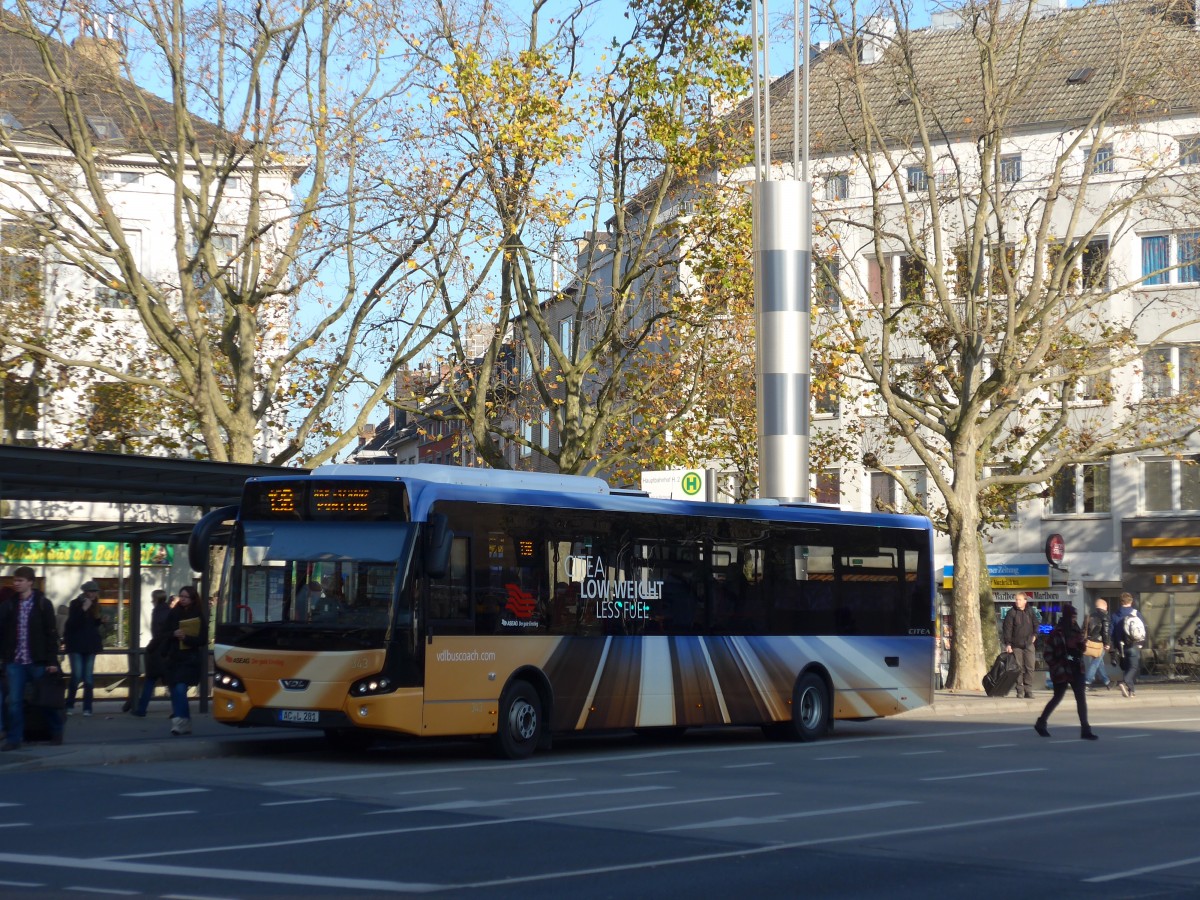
<box><xmin>216</xmin><ymin>521</ymin><xmax>416</xmax><ymax>636</ymax></box>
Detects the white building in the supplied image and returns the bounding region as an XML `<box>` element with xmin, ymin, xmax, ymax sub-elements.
<box><xmin>744</xmin><ymin>0</ymin><xmax>1200</xmax><ymax>660</ymax></box>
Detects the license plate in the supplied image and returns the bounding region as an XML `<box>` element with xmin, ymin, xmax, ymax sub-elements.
<box><xmin>279</xmin><ymin>709</ymin><xmax>319</xmax><ymax>724</ymax></box>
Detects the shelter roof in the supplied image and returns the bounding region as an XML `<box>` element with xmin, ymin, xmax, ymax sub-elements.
<box><xmin>0</xmin><ymin>446</ymin><xmax>307</xmax><ymax>544</ymax></box>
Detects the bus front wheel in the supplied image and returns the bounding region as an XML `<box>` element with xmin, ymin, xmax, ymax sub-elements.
<box><xmin>493</xmin><ymin>681</ymin><xmax>542</xmax><ymax>760</ymax></box>
<box><xmin>789</xmin><ymin>672</ymin><xmax>831</xmax><ymax>742</ymax></box>
<box><xmin>763</xmin><ymin>674</ymin><xmax>831</xmax><ymax>742</ymax></box>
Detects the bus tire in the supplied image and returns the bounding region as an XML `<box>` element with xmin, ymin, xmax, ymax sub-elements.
<box><xmin>789</xmin><ymin>672</ymin><xmax>831</xmax><ymax>742</ymax></box>
<box><xmin>493</xmin><ymin>681</ymin><xmax>542</xmax><ymax>760</ymax></box>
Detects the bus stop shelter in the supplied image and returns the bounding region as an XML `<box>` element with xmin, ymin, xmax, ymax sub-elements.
<box><xmin>0</xmin><ymin>446</ymin><xmax>307</xmax><ymax>707</ymax></box>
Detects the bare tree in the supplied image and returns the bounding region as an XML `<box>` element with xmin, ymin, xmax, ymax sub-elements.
<box><xmin>798</xmin><ymin>0</ymin><xmax>1200</xmax><ymax>687</ymax></box>
<box><xmin>0</xmin><ymin>0</ymin><xmax>466</xmax><ymax>462</ymax></box>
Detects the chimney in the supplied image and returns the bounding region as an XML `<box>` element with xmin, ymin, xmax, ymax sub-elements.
<box><xmin>358</xmin><ymin>423</ymin><xmax>376</xmax><ymax>449</ymax></box>
<box><xmin>73</xmin><ymin>15</ymin><xmax>125</xmax><ymax>76</ymax></box>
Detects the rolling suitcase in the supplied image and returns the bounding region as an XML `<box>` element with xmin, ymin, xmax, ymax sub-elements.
<box><xmin>982</xmin><ymin>651</ymin><xmax>1019</xmax><ymax>697</ymax></box>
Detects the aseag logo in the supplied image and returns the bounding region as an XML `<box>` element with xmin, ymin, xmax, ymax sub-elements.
<box><xmin>503</xmin><ymin>584</ymin><xmax>537</xmax><ymax>620</ymax></box>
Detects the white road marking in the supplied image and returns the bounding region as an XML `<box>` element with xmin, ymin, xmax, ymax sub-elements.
<box><xmin>623</xmin><ymin>770</ymin><xmax>677</xmax><ymax>777</ymax></box>
<box><xmin>515</xmin><ymin>778</ymin><xmax>576</xmax><ymax>785</ymax></box>
<box><xmin>0</xmin><ymin>803</ymin><xmax>21</xmax><ymax>808</ymax></box>
<box><xmin>977</xmin><ymin>744</ymin><xmax>1016</xmax><ymax>749</ymax></box>
<box><xmin>104</xmin><ymin>793</ymin><xmax>779</xmax><ymax>861</ymax></box>
<box><xmin>0</xmin><ymin>823</ymin><xmax>31</xmax><ymax>828</ymax></box>
<box><xmin>922</xmin><ymin>767</ymin><xmax>1045</xmax><ymax>782</ymax></box>
<box><xmin>121</xmin><ymin>788</ymin><xmax>210</xmax><ymax>798</ymax></box>
<box><xmin>163</xmin><ymin>895</ymin><xmax>241</xmax><ymax>900</ymax></box>
<box><xmin>393</xmin><ymin>788</ymin><xmax>463</xmax><ymax>797</ymax></box>
<box><xmin>367</xmin><ymin>786</ymin><xmax>664</xmax><ymax>814</ymax></box>
<box><xmin>1159</xmin><ymin>751</ymin><xmax>1200</xmax><ymax>759</ymax></box>
<box><xmin>814</xmin><ymin>755</ymin><xmax>860</xmax><ymax>761</ymax></box>
<box><xmin>722</xmin><ymin>762</ymin><xmax>773</xmax><ymax>769</ymax></box>
<box><xmin>261</xmin><ymin>798</ymin><xmax>335</xmax><ymax>807</ymax></box>
<box><xmin>453</xmin><ymin>788</ymin><xmax>1200</xmax><ymax>891</ymax></box>
<box><xmin>65</xmin><ymin>887</ymin><xmax>139</xmax><ymax>895</ymax></box>
<box><xmin>260</xmin><ymin>724</ymin><xmax>1043</xmax><ymax>787</ymax></box>
<box><xmin>0</xmin><ymin>879</ymin><xmax>42</xmax><ymax>887</ymax></box>
<box><xmin>0</xmin><ymin>851</ymin><xmax>441</xmax><ymax>894</ymax></box>
<box><xmin>1086</xmin><ymin>853</ymin><xmax>1200</xmax><ymax>883</ymax></box>
<box><xmin>660</xmin><ymin>799</ymin><xmax>919</xmax><ymax>831</ymax></box>
<box><xmin>1114</xmin><ymin>733</ymin><xmax>1151</xmax><ymax>739</ymax></box>
<box><xmin>108</xmin><ymin>811</ymin><xmax>196</xmax><ymax>821</ymax></box>
<box><xmin>901</xmin><ymin>750</ymin><xmax>943</xmax><ymax>756</ymax></box>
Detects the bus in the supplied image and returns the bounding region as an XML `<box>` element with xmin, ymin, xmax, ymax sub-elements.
<box><xmin>190</xmin><ymin>464</ymin><xmax>935</xmax><ymax>758</ymax></box>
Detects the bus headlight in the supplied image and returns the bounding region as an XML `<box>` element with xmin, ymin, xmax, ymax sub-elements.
<box><xmin>213</xmin><ymin>669</ymin><xmax>245</xmax><ymax>693</ymax></box>
<box><xmin>350</xmin><ymin>675</ymin><xmax>394</xmax><ymax>697</ymax></box>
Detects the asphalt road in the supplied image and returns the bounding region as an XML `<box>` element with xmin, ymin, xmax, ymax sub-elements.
<box><xmin>1</xmin><ymin>700</ymin><xmax>1198</xmax><ymax>899</ymax></box>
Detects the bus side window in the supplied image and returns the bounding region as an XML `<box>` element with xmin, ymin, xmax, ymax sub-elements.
<box><xmin>429</xmin><ymin>536</ymin><xmax>472</xmax><ymax>633</ymax></box>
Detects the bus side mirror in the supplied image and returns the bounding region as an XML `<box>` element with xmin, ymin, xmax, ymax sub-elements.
<box><xmin>188</xmin><ymin>505</ymin><xmax>240</xmax><ymax>573</ymax></box>
<box><xmin>424</xmin><ymin>513</ymin><xmax>453</xmax><ymax>579</ymax></box>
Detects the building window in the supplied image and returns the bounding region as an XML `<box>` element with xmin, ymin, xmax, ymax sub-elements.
<box><xmin>899</xmin><ymin>468</ymin><xmax>929</xmax><ymax>515</ymax></box>
<box><xmin>986</xmin><ymin>464</ymin><xmax>1019</xmax><ymax>521</ymax></box>
<box><xmin>869</xmin><ymin>471</ymin><xmax>895</xmax><ymax>511</ymax></box>
<box><xmin>999</xmin><ymin>154</ymin><xmax>1022</xmax><ymax>183</ymax></box>
<box><xmin>193</xmin><ymin>233</ymin><xmax>238</xmax><ymax>313</ymax></box>
<box><xmin>558</xmin><ymin>319</ymin><xmax>573</xmax><ymax>361</ymax></box>
<box><xmin>0</xmin><ymin>221</ymin><xmax>44</xmax><ymax>315</ymax></box>
<box><xmin>87</xmin><ymin>382</ymin><xmax>142</xmax><ymax>452</ymax></box>
<box><xmin>899</xmin><ymin>254</ymin><xmax>925</xmax><ymax>303</ymax></box>
<box><xmin>1142</xmin><ymin>345</ymin><xmax>1200</xmax><ymax>400</ymax></box>
<box><xmin>86</xmin><ymin>115</ymin><xmax>123</xmax><ymax>141</ymax></box>
<box><xmin>1086</xmin><ymin>143</ymin><xmax>1114</xmax><ymax>175</ymax></box>
<box><xmin>815</xmin><ymin>469</ymin><xmax>840</xmax><ymax>505</ymax></box>
<box><xmin>1050</xmin><ymin>463</ymin><xmax>1110</xmax><ymax>515</ymax></box>
<box><xmin>813</xmin><ymin>376</ymin><xmax>839</xmax><ymax>417</ymax></box>
<box><xmin>96</xmin><ymin>229</ymin><xmax>141</xmax><ymax>309</ymax></box>
<box><xmin>0</xmin><ymin>109</ymin><xmax>22</xmax><ymax>130</ymax></box>
<box><xmin>1080</xmin><ymin>238</ymin><xmax>1110</xmax><ymax>289</ymax></box>
<box><xmin>988</xmin><ymin>244</ymin><xmax>1015</xmax><ymax>295</ymax></box>
<box><xmin>1</xmin><ymin>374</ymin><xmax>39</xmax><ymax>444</ymax></box>
<box><xmin>1180</xmin><ymin>136</ymin><xmax>1200</xmax><ymax>167</ymax></box>
<box><xmin>906</xmin><ymin>166</ymin><xmax>927</xmax><ymax>192</ymax></box>
<box><xmin>1143</xmin><ymin>457</ymin><xmax>1200</xmax><ymax>512</ymax></box>
<box><xmin>815</xmin><ymin>256</ymin><xmax>840</xmax><ymax>310</ymax></box>
<box><xmin>1181</xmin><ymin>232</ymin><xmax>1200</xmax><ymax>283</ymax></box>
<box><xmin>103</xmin><ymin>171</ymin><xmax>142</xmax><ymax>186</ymax></box>
<box><xmin>824</xmin><ymin>173</ymin><xmax>849</xmax><ymax>201</ymax></box>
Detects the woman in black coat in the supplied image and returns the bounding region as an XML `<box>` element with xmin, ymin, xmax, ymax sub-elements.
<box><xmin>163</xmin><ymin>585</ymin><xmax>207</xmax><ymax>735</ymax></box>
<box><xmin>132</xmin><ymin>590</ymin><xmax>171</xmax><ymax>717</ymax></box>
<box><xmin>64</xmin><ymin>581</ymin><xmax>105</xmax><ymax>716</ymax></box>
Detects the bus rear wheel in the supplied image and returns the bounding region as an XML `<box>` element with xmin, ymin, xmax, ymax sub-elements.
<box><xmin>493</xmin><ymin>681</ymin><xmax>542</xmax><ymax>760</ymax></box>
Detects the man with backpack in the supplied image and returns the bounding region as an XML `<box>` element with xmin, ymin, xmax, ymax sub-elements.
<box><xmin>1111</xmin><ymin>592</ymin><xmax>1144</xmax><ymax>697</ymax></box>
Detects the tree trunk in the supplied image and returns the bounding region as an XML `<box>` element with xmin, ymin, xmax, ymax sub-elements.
<box><xmin>977</xmin><ymin>535</ymin><xmax>1000</xmax><ymax>664</ymax></box>
<box><xmin>947</xmin><ymin>495</ymin><xmax>987</xmax><ymax>691</ymax></box>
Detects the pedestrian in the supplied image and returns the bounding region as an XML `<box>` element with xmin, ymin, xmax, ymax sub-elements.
<box><xmin>1083</xmin><ymin>598</ymin><xmax>1112</xmax><ymax>690</ymax></box>
<box><xmin>131</xmin><ymin>590</ymin><xmax>171</xmax><ymax>717</ymax></box>
<box><xmin>1002</xmin><ymin>591</ymin><xmax>1039</xmax><ymax>699</ymax></box>
<box><xmin>164</xmin><ymin>585</ymin><xmax>206</xmax><ymax>735</ymax></box>
<box><xmin>0</xmin><ymin>566</ymin><xmax>64</xmax><ymax>750</ymax></box>
<box><xmin>64</xmin><ymin>580</ymin><xmax>105</xmax><ymax>717</ymax></box>
<box><xmin>1111</xmin><ymin>591</ymin><xmax>1144</xmax><ymax>697</ymax></box>
<box><xmin>1034</xmin><ymin>603</ymin><xmax>1098</xmax><ymax>740</ymax></box>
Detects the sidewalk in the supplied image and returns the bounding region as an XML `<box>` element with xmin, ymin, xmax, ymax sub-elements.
<box><xmin>1</xmin><ymin>683</ymin><xmax>1198</xmax><ymax>773</ymax></box>
<box><xmin>0</xmin><ymin>698</ymin><xmax>315</xmax><ymax>772</ymax></box>
<box><xmin>905</xmin><ymin>678</ymin><xmax>1200</xmax><ymax>717</ymax></box>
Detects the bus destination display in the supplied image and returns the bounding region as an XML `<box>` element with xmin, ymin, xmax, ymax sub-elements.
<box><xmin>243</xmin><ymin>481</ymin><xmax>406</xmax><ymax>521</ymax></box>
